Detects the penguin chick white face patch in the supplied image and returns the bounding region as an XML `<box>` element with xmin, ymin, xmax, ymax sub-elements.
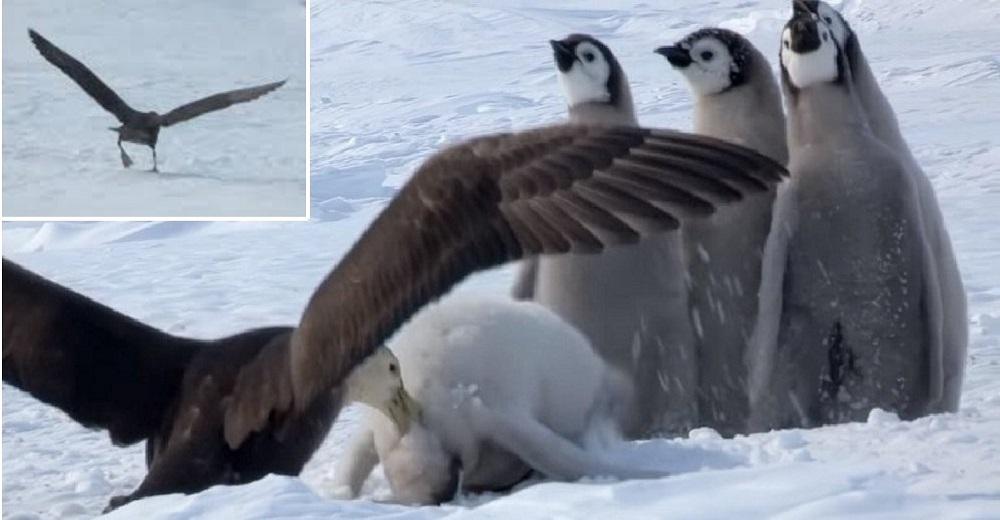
<box><xmin>679</xmin><ymin>37</ymin><xmax>735</xmax><ymax>96</ymax></box>
<box><xmin>781</xmin><ymin>24</ymin><xmax>839</xmax><ymax>88</ymax></box>
<box><xmin>558</xmin><ymin>42</ymin><xmax>612</xmax><ymax>106</ymax></box>
<box><xmin>814</xmin><ymin>2</ymin><xmax>849</xmax><ymax>47</ymax></box>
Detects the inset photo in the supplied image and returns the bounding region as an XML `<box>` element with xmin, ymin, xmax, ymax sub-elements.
<box><xmin>2</xmin><ymin>0</ymin><xmax>307</xmax><ymax>219</ymax></box>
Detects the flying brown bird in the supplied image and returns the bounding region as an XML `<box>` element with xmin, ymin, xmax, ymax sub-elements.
<box><xmin>28</xmin><ymin>29</ymin><xmax>285</xmax><ymax>172</ymax></box>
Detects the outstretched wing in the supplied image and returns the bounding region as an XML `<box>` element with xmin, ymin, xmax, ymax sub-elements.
<box><xmin>223</xmin><ymin>123</ymin><xmax>787</xmax><ymax>448</ymax></box>
<box><xmin>157</xmin><ymin>80</ymin><xmax>286</xmax><ymax>127</ymax></box>
<box><xmin>28</xmin><ymin>29</ymin><xmax>137</xmax><ymax>123</ymax></box>
<box><xmin>1</xmin><ymin>259</ymin><xmax>195</xmax><ymax>446</ymax></box>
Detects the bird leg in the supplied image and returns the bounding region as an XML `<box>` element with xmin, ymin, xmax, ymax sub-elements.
<box><xmin>118</xmin><ymin>137</ymin><xmax>133</xmax><ymax>168</ymax></box>
<box><xmin>150</xmin><ymin>147</ymin><xmax>159</xmax><ymax>173</ymax></box>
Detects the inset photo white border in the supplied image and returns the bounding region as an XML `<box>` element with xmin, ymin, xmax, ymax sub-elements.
<box><xmin>1</xmin><ymin>0</ymin><xmax>310</xmax><ymax>220</ymax></box>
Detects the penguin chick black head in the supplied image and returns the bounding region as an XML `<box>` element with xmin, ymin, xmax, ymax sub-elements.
<box><xmin>794</xmin><ymin>0</ymin><xmax>855</xmax><ymax>57</ymax></box>
<box><xmin>551</xmin><ymin>34</ymin><xmax>623</xmax><ymax>107</ymax></box>
<box><xmin>655</xmin><ymin>28</ymin><xmax>755</xmax><ymax>96</ymax></box>
<box><xmin>780</xmin><ymin>12</ymin><xmax>844</xmax><ymax>89</ymax></box>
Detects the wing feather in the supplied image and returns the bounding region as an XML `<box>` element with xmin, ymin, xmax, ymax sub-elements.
<box><xmin>157</xmin><ymin>80</ymin><xmax>286</xmax><ymax>127</ymax></box>
<box><xmin>1</xmin><ymin>259</ymin><xmax>194</xmax><ymax>445</ymax></box>
<box><xmin>223</xmin><ymin>123</ymin><xmax>787</xmax><ymax>447</ymax></box>
<box><xmin>28</xmin><ymin>29</ymin><xmax>137</xmax><ymax>123</ymax></box>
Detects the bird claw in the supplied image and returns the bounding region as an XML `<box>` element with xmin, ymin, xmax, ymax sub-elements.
<box><xmin>120</xmin><ymin>151</ymin><xmax>133</xmax><ymax>169</ymax></box>
<box><xmin>103</xmin><ymin>494</ymin><xmax>133</xmax><ymax>513</ymax></box>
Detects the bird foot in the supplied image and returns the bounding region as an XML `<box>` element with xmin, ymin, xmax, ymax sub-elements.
<box><xmin>103</xmin><ymin>494</ymin><xmax>134</xmax><ymax>514</ymax></box>
<box><xmin>120</xmin><ymin>151</ymin><xmax>134</xmax><ymax>169</ymax></box>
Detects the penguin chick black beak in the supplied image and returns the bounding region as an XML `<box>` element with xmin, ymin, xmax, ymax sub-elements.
<box><xmin>792</xmin><ymin>0</ymin><xmax>815</xmax><ymax>18</ymax></box>
<box><xmin>788</xmin><ymin>15</ymin><xmax>822</xmax><ymax>53</ymax></box>
<box><xmin>654</xmin><ymin>45</ymin><xmax>693</xmax><ymax>68</ymax></box>
<box><xmin>550</xmin><ymin>39</ymin><xmax>576</xmax><ymax>72</ymax></box>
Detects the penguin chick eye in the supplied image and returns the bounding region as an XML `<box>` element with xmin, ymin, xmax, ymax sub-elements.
<box><xmin>582</xmin><ymin>51</ymin><xmax>596</xmax><ymax>62</ymax></box>
<box><xmin>824</xmin><ymin>16</ymin><xmax>833</xmax><ymax>24</ymax></box>
<box><xmin>783</xmin><ymin>40</ymin><xmax>790</xmax><ymax>49</ymax></box>
<box><xmin>700</xmin><ymin>50</ymin><xmax>714</xmax><ymax>61</ymax></box>
<box><xmin>389</xmin><ymin>363</ymin><xmax>398</xmax><ymax>373</ymax></box>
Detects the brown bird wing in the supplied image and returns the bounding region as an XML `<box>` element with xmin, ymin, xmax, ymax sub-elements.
<box><xmin>28</xmin><ymin>29</ymin><xmax>138</xmax><ymax>124</ymax></box>
<box><xmin>2</xmin><ymin>258</ymin><xmax>197</xmax><ymax>446</ymax></box>
<box><xmin>156</xmin><ymin>80</ymin><xmax>286</xmax><ymax>127</ymax></box>
<box><xmin>222</xmin><ymin>123</ymin><xmax>787</xmax><ymax>448</ymax></box>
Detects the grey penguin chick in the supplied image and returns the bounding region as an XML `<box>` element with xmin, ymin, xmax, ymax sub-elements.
<box><xmin>795</xmin><ymin>0</ymin><xmax>967</xmax><ymax>415</ymax></box>
<box><xmin>511</xmin><ymin>34</ymin><xmax>700</xmax><ymax>438</ymax></box>
<box><xmin>748</xmin><ymin>9</ymin><xmax>937</xmax><ymax>432</ymax></box>
<box><xmin>332</xmin><ymin>297</ymin><xmax>669</xmax><ymax>505</ymax></box>
<box><xmin>655</xmin><ymin>28</ymin><xmax>788</xmax><ymax>437</ymax></box>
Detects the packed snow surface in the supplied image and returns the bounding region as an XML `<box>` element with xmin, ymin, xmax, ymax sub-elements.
<box><xmin>1</xmin><ymin>0</ymin><xmax>307</xmax><ymax>217</ymax></box>
<box><xmin>3</xmin><ymin>0</ymin><xmax>1000</xmax><ymax>518</ymax></box>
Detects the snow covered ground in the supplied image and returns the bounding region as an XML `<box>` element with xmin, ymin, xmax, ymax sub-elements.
<box><xmin>1</xmin><ymin>0</ymin><xmax>307</xmax><ymax>218</ymax></box>
<box><xmin>3</xmin><ymin>0</ymin><xmax>1000</xmax><ymax>518</ymax></box>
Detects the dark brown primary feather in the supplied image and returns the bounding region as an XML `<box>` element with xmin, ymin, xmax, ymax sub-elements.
<box><xmin>2</xmin><ymin>258</ymin><xmax>195</xmax><ymax>445</ymax></box>
<box><xmin>157</xmin><ymin>80</ymin><xmax>287</xmax><ymax>127</ymax></box>
<box><xmin>28</xmin><ymin>29</ymin><xmax>138</xmax><ymax>123</ymax></box>
<box><xmin>223</xmin><ymin>123</ymin><xmax>787</xmax><ymax>448</ymax></box>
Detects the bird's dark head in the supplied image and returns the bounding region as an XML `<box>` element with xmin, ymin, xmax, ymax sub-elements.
<box><xmin>655</xmin><ymin>27</ymin><xmax>759</xmax><ymax>96</ymax></box>
<box><xmin>551</xmin><ymin>33</ymin><xmax>625</xmax><ymax>107</ymax></box>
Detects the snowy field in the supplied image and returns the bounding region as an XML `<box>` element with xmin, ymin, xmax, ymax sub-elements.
<box><xmin>3</xmin><ymin>0</ymin><xmax>1000</xmax><ymax>518</ymax></box>
<box><xmin>1</xmin><ymin>0</ymin><xmax>307</xmax><ymax>218</ymax></box>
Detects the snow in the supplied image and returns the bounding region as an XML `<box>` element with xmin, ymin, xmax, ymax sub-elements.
<box><xmin>1</xmin><ymin>0</ymin><xmax>307</xmax><ymax>218</ymax></box>
<box><xmin>3</xmin><ymin>0</ymin><xmax>1000</xmax><ymax>518</ymax></box>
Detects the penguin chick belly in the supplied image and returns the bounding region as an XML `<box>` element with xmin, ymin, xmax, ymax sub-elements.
<box><xmin>781</xmin><ymin>151</ymin><xmax>929</xmax><ymax>423</ymax></box>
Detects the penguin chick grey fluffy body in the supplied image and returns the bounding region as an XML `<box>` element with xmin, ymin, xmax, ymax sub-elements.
<box><xmin>512</xmin><ymin>34</ymin><xmax>699</xmax><ymax>438</ymax></box>
<box><xmin>797</xmin><ymin>0</ymin><xmax>966</xmax><ymax>415</ymax></box>
<box><xmin>656</xmin><ymin>28</ymin><xmax>787</xmax><ymax>437</ymax></box>
<box><xmin>748</xmin><ymin>9</ymin><xmax>936</xmax><ymax>431</ymax></box>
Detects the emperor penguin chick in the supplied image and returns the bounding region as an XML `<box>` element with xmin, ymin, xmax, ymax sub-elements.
<box><xmin>795</xmin><ymin>0</ymin><xmax>966</xmax><ymax>415</ymax></box>
<box><xmin>512</xmin><ymin>34</ymin><xmax>699</xmax><ymax>438</ymax></box>
<box><xmin>748</xmin><ymin>11</ymin><xmax>936</xmax><ymax>431</ymax></box>
<box><xmin>655</xmin><ymin>28</ymin><xmax>787</xmax><ymax>436</ymax></box>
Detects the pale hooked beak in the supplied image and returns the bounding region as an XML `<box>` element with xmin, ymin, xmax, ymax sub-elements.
<box><xmin>386</xmin><ymin>385</ymin><xmax>421</xmax><ymax>434</ymax></box>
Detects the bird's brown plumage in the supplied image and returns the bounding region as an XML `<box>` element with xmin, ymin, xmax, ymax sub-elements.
<box><xmin>28</xmin><ymin>29</ymin><xmax>137</xmax><ymax>123</ymax></box>
<box><xmin>1</xmin><ymin>259</ymin><xmax>329</xmax><ymax>512</ymax></box>
<box><xmin>2</xmin><ymin>258</ymin><xmax>196</xmax><ymax>444</ymax></box>
<box><xmin>157</xmin><ymin>80</ymin><xmax>287</xmax><ymax>127</ymax></box>
<box><xmin>223</xmin><ymin>123</ymin><xmax>788</xmax><ymax>448</ymax></box>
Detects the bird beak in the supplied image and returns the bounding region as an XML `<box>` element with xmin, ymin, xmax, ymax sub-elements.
<box><xmin>550</xmin><ymin>39</ymin><xmax>576</xmax><ymax>72</ymax></box>
<box><xmin>654</xmin><ymin>45</ymin><xmax>692</xmax><ymax>68</ymax></box>
<box><xmin>788</xmin><ymin>14</ymin><xmax>822</xmax><ymax>53</ymax></box>
<box><xmin>792</xmin><ymin>0</ymin><xmax>814</xmax><ymax>17</ymax></box>
<box><xmin>386</xmin><ymin>385</ymin><xmax>421</xmax><ymax>435</ymax></box>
